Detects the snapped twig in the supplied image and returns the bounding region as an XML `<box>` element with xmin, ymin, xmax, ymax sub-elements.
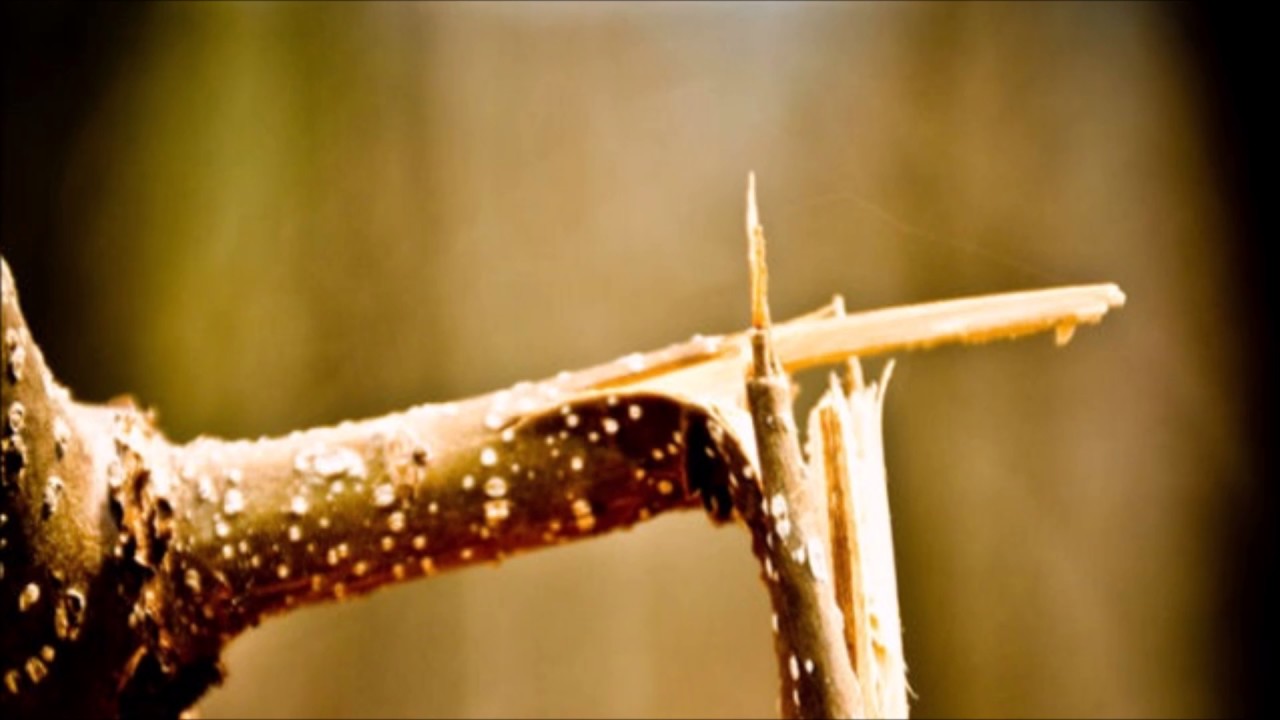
<box><xmin>740</xmin><ymin>174</ymin><xmax>863</xmax><ymax>719</ymax></box>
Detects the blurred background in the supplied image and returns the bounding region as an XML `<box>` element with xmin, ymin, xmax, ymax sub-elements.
<box><xmin>2</xmin><ymin>2</ymin><xmax>1272</xmax><ymax>717</ymax></box>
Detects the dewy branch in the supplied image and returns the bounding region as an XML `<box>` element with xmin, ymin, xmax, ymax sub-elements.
<box><xmin>0</xmin><ymin>180</ymin><xmax>1124</xmax><ymax>718</ymax></box>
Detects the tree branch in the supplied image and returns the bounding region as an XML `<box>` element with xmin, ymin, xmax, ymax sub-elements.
<box><xmin>1</xmin><ymin>229</ymin><xmax>1124</xmax><ymax>718</ymax></box>
<box><xmin>739</xmin><ymin>173</ymin><xmax>863</xmax><ymax>718</ymax></box>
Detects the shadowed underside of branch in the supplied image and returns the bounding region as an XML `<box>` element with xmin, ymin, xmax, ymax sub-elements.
<box><xmin>0</xmin><ymin>250</ymin><xmax>1123</xmax><ymax>718</ymax></box>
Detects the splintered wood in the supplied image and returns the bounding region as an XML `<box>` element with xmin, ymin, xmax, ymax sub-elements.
<box><xmin>809</xmin><ymin>361</ymin><xmax>908</xmax><ymax>718</ymax></box>
<box><xmin>736</xmin><ymin>173</ymin><xmax>1122</xmax><ymax>719</ymax></box>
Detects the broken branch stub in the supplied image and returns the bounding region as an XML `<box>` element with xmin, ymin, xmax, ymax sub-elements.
<box><xmin>740</xmin><ymin>174</ymin><xmax>863</xmax><ymax>719</ymax></box>
<box><xmin>809</xmin><ymin>363</ymin><xmax>909</xmax><ymax>718</ymax></box>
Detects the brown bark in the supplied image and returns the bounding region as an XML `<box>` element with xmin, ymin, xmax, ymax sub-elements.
<box><xmin>0</xmin><ymin>257</ymin><xmax>749</xmax><ymax>718</ymax></box>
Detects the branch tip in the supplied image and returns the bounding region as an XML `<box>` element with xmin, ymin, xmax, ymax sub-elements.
<box><xmin>747</xmin><ymin>172</ymin><xmax>770</xmax><ymax>331</ymax></box>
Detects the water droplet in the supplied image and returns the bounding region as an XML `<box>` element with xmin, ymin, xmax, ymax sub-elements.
<box><xmin>789</xmin><ymin>654</ymin><xmax>799</xmax><ymax>681</ymax></box>
<box><xmin>770</xmin><ymin>493</ymin><xmax>788</xmax><ymax>517</ymax></box>
<box><xmin>197</xmin><ymin>475</ymin><xmax>216</xmax><ymax>503</ymax></box>
<box><xmin>807</xmin><ymin>536</ymin><xmax>831</xmax><ymax>584</ymax></box>
<box><xmin>459</xmin><ymin>548</ymin><xmax>474</xmax><ymax>560</ymax></box>
<box><xmin>1055</xmin><ymin>321</ymin><xmax>1078</xmax><ymax>347</ymax></box>
<box><xmin>501</xmin><ymin>427</ymin><xmax>516</xmax><ymax>443</ymax></box>
<box><xmin>462</xmin><ymin>474</ymin><xmax>476</xmax><ymax>490</ymax></box>
<box><xmin>388</xmin><ymin>511</ymin><xmax>406</xmax><ymax>533</ymax></box>
<box><xmin>651</xmin><ymin>448</ymin><xmax>665</xmax><ymax>461</ymax></box>
<box><xmin>623</xmin><ymin>352</ymin><xmax>645</xmax><ymax>372</ymax></box>
<box><xmin>380</xmin><ymin>535</ymin><xmax>395</xmax><ymax>552</ymax></box>
<box><xmin>290</xmin><ymin>494</ymin><xmax>309</xmax><ymax>516</ymax></box>
<box><xmin>223</xmin><ymin>488</ymin><xmax>245</xmax><ymax>516</ymax></box>
<box><xmin>771</xmin><ymin>612</ymin><xmax>779</xmax><ymax>633</ymax></box>
<box><xmin>329</xmin><ymin>479</ymin><xmax>345</xmax><ymax>496</ymax></box>
<box><xmin>214</xmin><ymin>519</ymin><xmax>230</xmax><ymax>538</ymax></box>
<box><xmin>428</xmin><ymin>501</ymin><xmax>439</xmax><ymax>515</ymax></box>
<box><xmin>412</xmin><ymin>534</ymin><xmax>427</xmax><ymax>550</ymax></box>
<box><xmin>52</xmin><ymin>418</ymin><xmax>70</xmax><ymax>460</ymax></box>
<box><xmin>221</xmin><ymin>544</ymin><xmax>235</xmax><ymax>560</ymax></box>
<box><xmin>484</xmin><ymin>499</ymin><xmax>511</xmax><ymax>525</ymax></box>
<box><xmin>569</xmin><ymin>456</ymin><xmax>584</xmax><ymax>472</ymax></box>
<box><xmin>297</xmin><ymin>445</ymin><xmax>367</xmax><ymax>480</ymax></box>
<box><xmin>373</xmin><ymin>483</ymin><xmax>396</xmax><ymax>508</ymax></box>
<box><xmin>656</xmin><ymin>480</ymin><xmax>674</xmax><ymax>495</ymax></box>
<box><xmin>6</xmin><ymin>401</ymin><xmax>25</xmax><ymax>434</ymax></box>
<box><xmin>804</xmin><ymin>658</ymin><xmax>815</xmax><ymax>674</ymax></box>
<box><xmin>420</xmin><ymin>557</ymin><xmax>436</xmax><ymax>575</ymax></box>
<box><xmin>42</xmin><ymin>475</ymin><xmax>64</xmax><ymax>518</ymax></box>
<box><xmin>628</xmin><ymin>404</ymin><xmax>643</xmax><ymax>421</ymax></box>
<box><xmin>326</xmin><ymin>547</ymin><xmax>340</xmax><ymax>566</ymax></box>
<box><xmin>566</xmin><ymin>413</ymin><xmax>580</xmax><ymax>429</ymax></box>
<box><xmin>23</xmin><ymin>657</ymin><xmax>46</xmax><ymax>685</ymax></box>
<box><xmin>4</xmin><ymin>668</ymin><xmax>19</xmax><ymax>694</ymax></box>
<box><xmin>571</xmin><ymin>498</ymin><xmax>596</xmax><ymax>531</ymax></box>
<box><xmin>277</xmin><ymin>563</ymin><xmax>291</xmax><ymax>580</ymax></box>
<box><xmin>483</xmin><ymin>476</ymin><xmax>508</xmax><ymax>498</ymax></box>
<box><xmin>791</xmin><ymin>544</ymin><xmax>807</xmax><ymax>565</ymax></box>
<box><xmin>480</xmin><ymin>447</ymin><xmax>498</xmax><ymax>466</ymax></box>
<box><xmin>332</xmin><ymin>582</ymin><xmax>347</xmax><ymax>600</ymax></box>
<box><xmin>18</xmin><ymin>583</ymin><xmax>39</xmax><ymax>612</ymax></box>
<box><xmin>4</xmin><ymin>327</ymin><xmax>24</xmax><ymax>382</ymax></box>
<box><xmin>39</xmin><ymin>646</ymin><xmax>54</xmax><ymax>664</ymax></box>
<box><xmin>484</xmin><ymin>412</ymin><xmax>504</xmax><ymax>430</ymax></box>
<box><xmin>226</xmin><ymin>468</ymin><xmax>243</xmax><ymax>485</ymax></box>
<box><xmin>288</xmin><ymin>524</ymin><xmax>303</xmax><ymax>542</ymax></box>
<box><xmin>392</xmin><ymin>563</ymin><xmax>407</xmax><ymax>580</ymax></box>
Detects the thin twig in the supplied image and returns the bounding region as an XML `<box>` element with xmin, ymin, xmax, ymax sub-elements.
<box><xmin>742</xmin><ymin>176</ymin><xmax>862</xmax><ymax>719</ymax></box>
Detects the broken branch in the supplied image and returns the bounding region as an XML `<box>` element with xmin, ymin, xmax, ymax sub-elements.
<box><xmin>739</xmin><ymin>174</ymin><xmax>863</xmax><ymax>719</ymax></box>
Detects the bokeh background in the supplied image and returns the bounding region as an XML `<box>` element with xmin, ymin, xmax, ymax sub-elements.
<box><xmin>2</xmin><ymin>2</ymin><xmax>1272</xmax><ymax>718</ymax></box>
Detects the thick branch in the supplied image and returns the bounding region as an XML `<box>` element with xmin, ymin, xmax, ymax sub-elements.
<box><xmin>166</xmin><ymin>389</ymin><xmax>739</xmax><ymax>638</ymax></box>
